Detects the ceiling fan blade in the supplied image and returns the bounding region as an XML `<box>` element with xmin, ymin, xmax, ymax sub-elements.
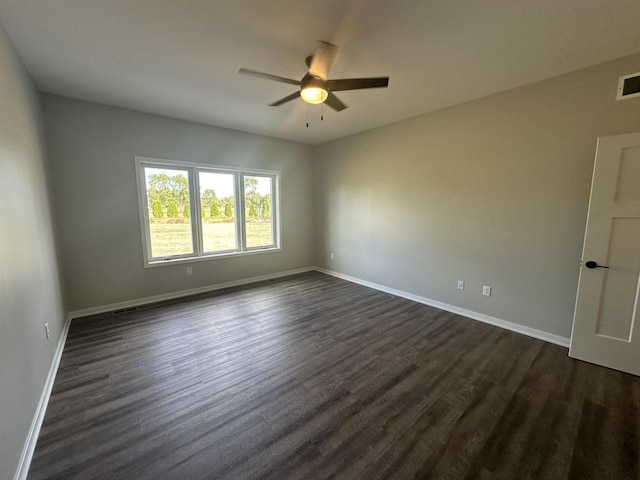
<box><xmin>327</xmin><ymin>77</ymin><xmax>389</xmax><ymax>91</ymax></box>
<box><xmin>309</xmin><ymin>41</ymin><xmax>338</xmax><ymax>80</ymax></box>
<box><xmin>269</xmin><ymin>91</ymin><xmax>301</xmax><ymax>106</ymax></box>
<box><xmin>239</xmin><ymin>68</ymin><xmax>301</xmax><ymax>86</ymax></box>
<box><xmin>324</xmin><ymin>92</ymin><xmax>348</xmax><ymax>112</ymax></box>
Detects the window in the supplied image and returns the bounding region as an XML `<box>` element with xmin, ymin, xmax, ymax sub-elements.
<box><xmin>135</xmin><ymin>157</ymin><xmax>279</xmax><ymax>266</ymax></box>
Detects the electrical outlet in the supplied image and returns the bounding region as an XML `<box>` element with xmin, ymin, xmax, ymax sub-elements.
<box><xmin>330</xmin><ymin>253</ymin><xmax>334</xmax><ymax>260</ymax></box>
<box><xmin>483</xmin><ymin>285</ymin><xmax>492</xmax><ymax>297</ymax></box>
<box><xmin>457</xmin><ymin>280</ymin><xmax>464</xmax><ymax>290</ymax></box>
<box><xmin>186</xmin><ymin>266</ymin><xmax>192</xmax><ymax>275</ymax></box>
<box><xmin>44</xmin><ymin>322</ymin><xmax>50</xmax><ymax>339</ymax></box>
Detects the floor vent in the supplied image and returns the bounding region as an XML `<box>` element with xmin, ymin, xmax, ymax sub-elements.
<box><xmin>617</xmin><ymin>72</ymin><xmax>640</xmax><ymax>100</ymax></box>
<box><xmin>113</xmin><ymin>306</ymin><xmax>138</xmax><ymax>314</ymax></box>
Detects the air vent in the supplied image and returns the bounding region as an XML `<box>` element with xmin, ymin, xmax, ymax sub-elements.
<box><xmin>113</xmin><ymin>306</ymin><xmax>138</xmax><ymax>314</ymax></box>
<box><xmin>617</xmin><ymin>72</ymin><xmax>640</xmax><ymax>100</ymax></box>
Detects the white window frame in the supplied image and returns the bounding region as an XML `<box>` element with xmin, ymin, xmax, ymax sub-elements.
<box><xmin>135</xmin><ymin>156</ymin><xmax>281</xmax><ymax>267</ymax></box>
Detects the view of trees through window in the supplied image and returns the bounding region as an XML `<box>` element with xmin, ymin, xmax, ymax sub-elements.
<box><xmin>145</xmin><ymin>167</ymin><xmax>193</xmax><ymax>258</ymax></box>
<box><xmin>142</xmin><ymin>165</ymin><xmax>275</xmax><ymax>260</ymax></box>
<box><xmin>244</xmin><ymin>175</ymin><xmax>273</xmax><ymax>248</ymax></box>
<box><xmin>199</xmin><ymin>171</ymin><xmax>237</xmax><ymax>253</ymax></box>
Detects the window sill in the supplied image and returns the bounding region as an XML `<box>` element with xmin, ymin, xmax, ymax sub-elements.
<box><xmin>145</xmin><ymin>246</ymin><xmax>281</xmax><ymax>268</ymax></box>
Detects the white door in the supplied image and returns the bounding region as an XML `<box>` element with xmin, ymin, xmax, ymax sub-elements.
<box><xmin>570</xmin><ymin>132</ymin><xmax>640</xmax><ymax>376</ymax></box>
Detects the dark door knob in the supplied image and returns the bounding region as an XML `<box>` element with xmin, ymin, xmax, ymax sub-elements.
<box><xmin>585</xmin><ymin>260</ymin><xmax>609</xmax><ymax>269</ymax></box>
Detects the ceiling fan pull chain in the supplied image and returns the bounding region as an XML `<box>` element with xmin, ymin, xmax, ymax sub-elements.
<box><xmin>306</xmin><ymin>107</ymin><xmax>309</xmax><ymax>128</ymax></box>
<box><xmin>321</xmin><ymin>103</ymin><xmax>324</xmax><ymax>121</ymax></box>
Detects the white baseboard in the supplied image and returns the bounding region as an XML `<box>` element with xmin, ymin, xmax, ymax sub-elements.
<box><xmin>314</xmin><ymin>266</ymin><xmax>570</xmax><ymax>348</ymax></box>
<box><xmin>68</xmin><ymin>266</ymin><xmax>315</xmax><ymax>320</ymax></box>
<box><xmin>14</xmin><ymin>313</ymin><xmax>72</xmax><ymax>480</ymax></box>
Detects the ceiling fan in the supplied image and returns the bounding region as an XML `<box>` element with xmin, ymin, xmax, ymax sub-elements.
<box><xmin>239</xmin><ymin>41</ymin><xmax>389</xmax><ymax>112</ymax></box>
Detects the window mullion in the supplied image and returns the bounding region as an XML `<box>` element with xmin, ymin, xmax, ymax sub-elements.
<box><xmin>236</xmin><ymin>173</ymin><xmax>245</xmax><ymax>252</ymax></box>
<box><xmin>191</xmin><ymin>168</ymin><xmax>203</xmax><ymax>256</ymax></box>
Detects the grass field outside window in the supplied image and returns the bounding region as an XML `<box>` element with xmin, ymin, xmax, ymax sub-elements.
<box><xmin>149</xmin><ymin>221</ymin><xmax>273</xmax><ymax>258</ymax></box>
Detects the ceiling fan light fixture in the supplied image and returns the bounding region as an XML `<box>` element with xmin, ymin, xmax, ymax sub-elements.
<box><xmin>300</xmin><ymin>86</ymin><xmax>328</xmax><ymax>104</ymax></box>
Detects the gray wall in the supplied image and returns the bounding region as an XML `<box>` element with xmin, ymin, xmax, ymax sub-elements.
<box><xmin>0</xmin><ymin>24</ymin><xmax>66</xmax><ymax>480</ymax></box>
<box><xmin>314</xmin><ymin>52</ymin><xmax>640</xmax><ymax>339</ymax></box>
<box><xmin>42</xmin><ymin>95</ymin><xmax>314</xmax><ymax>312</ymax></box>
<box><xmin>4</xmin><ymin>37</ymin><xmax>640</xmax><ymax>479</ymax></box>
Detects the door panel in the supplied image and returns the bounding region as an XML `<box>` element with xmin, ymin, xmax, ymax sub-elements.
<box><xmin>570</xmin><ymin>132</ymin><xmax>640</xmax><ymax>376</ymax></box>
<box><xmin>615</xmin><ymin>147</ymin><xmax>640</xmax><ymax>203</ymax></box>
<box><xmin>595</xmin><ymin>218</ymin><xmax>640</xmax><ymax>339</ymax></box>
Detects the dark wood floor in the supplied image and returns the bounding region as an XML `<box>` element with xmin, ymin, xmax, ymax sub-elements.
<box><xmin>29</xmin><ymin>271</ymin><xmax>640</xmax><ymax>479</ymax></box>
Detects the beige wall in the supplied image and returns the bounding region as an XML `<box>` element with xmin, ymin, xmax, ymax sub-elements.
<box><xmin>42</xmin><ymin>95</ymin><xmax>314</xmax><ymax>312</ymax></box>
<box><xmin>0</xmin><ymin>24</ymin><xmax>66</xmax><ymax>480</ymax></box>
<box><xmin>314</xmin><ymin>52</ymin><xmax>640</xmax><ymax>339</ymax></box>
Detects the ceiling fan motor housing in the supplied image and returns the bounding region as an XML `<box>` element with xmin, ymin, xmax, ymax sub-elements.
<box><xmin>301</xmin><ymin>73</ymin><xmax>327</xmax><ymax>92</ymax></box>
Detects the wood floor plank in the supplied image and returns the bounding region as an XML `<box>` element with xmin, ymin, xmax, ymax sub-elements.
<box><xmin>28</xmin><ymin>271</ymin><xmax>640</xmax><ymax>480</ymax></box>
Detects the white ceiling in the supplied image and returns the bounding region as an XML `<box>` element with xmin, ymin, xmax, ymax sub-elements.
<box><xmin>1</xmin><ymin>0</ymin><xmax>640</xmax><ymax>145</ymax></box>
